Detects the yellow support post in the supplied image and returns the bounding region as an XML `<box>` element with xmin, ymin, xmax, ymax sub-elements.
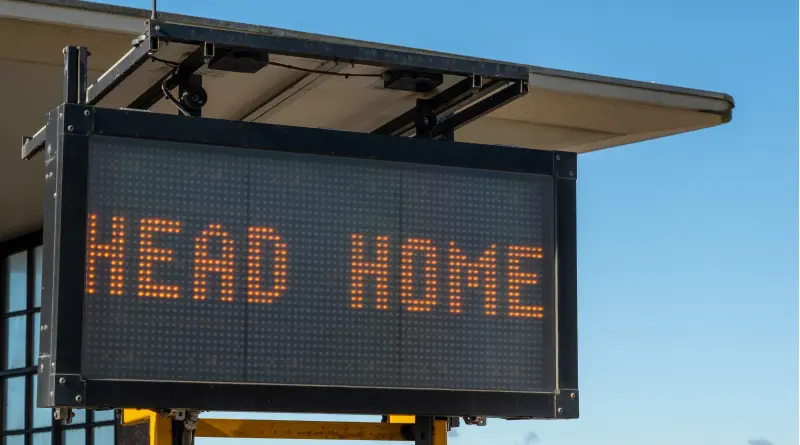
<box><xmin>148</xmin><ymin>411</ymin><xmax>172</xmax><ymax>445</ymax></box>
<box><xmin>432</xmin><ymin>420</ymin><xmax>448</xmax><ymax>445</ymax></box>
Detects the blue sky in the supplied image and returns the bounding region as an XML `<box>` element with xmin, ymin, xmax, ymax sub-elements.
<box><xmin>89</xmin><ymin>1</ymin><xmax>798</xmax><ymax>444</ymax></box>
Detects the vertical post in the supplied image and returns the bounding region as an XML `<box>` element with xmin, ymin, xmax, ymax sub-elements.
<box><xmin>77</xmin><ymin>47</ymin><xmax>90</xmax><ymax>104</ymax></box>
<box><xmin>151</xmin><ymin>0</ymin><xmax>158</xmax><ymax>19</ymax></box>
<box><xmin>432</xmin><ymin>419</ymin><xmax>448</xmax><ymax>445</ymax></box>
<box><xmin>413</xmin><ymin>416</ymin><xmax>434</xmax><ymax>445</ymax></box>
<box><xmin>62</xmin><ymin>46</ymin><xmax>79</xmax><ymax>104</ymax></box>
<box><xmin>149</xmin><ymin>412</ymin><xmax>172</xmax><ymax>445</ymax></box>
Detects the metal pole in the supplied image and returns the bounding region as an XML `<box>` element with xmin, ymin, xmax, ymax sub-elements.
<box><xmin>151</xmin><ymin>0</ymin><xmax>157</xmax><ymax>19</ymax></box>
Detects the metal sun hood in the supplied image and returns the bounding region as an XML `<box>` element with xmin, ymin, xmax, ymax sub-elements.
<box><xmin>23</xmin><ymin>19</ymin><xmax>734</xmax><ymax>160</ymax></box>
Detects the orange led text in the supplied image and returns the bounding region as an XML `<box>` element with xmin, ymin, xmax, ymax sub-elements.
<box><xmin>86</xmin><ymin>214</ymin><xmax>546</xmax><ymax>318</ymax></box>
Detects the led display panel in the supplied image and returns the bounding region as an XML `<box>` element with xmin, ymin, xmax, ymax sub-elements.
<box><xmin>80</xmin><ymin>134</ymin><xmax>557</xmax><ymax>393</ymax></box>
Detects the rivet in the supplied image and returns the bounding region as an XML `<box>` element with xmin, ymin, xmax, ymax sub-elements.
<box><xmin>58</xmin><ymin>377</ymin><xmax>66</xmax><ymax>385</ymax></box>
<box><xmin>570</xmin><ymin>392</ymin><xmax>576</xmax><ymax>399</ymax></box>
<box><xmin>84</xmin><ymin>110</ymin><xmax>90</xmax><ymax>117</ymax></box>
<box><xmin>67</xmin><ymin>125</ymin><xmax>74</xmax><ymax>132</ymax></box>
<box><xmin>569</xmin><ymin>171</ymin><xmax>574</xmax><ymax>176</ymax></box>
<box><xmin>51</xmin><ymin>362</ymin><xmax>56</xmax><ymax>369</ymax></box>
<box><xmin>75</xmin><ymin>395</ymin><xmax>83</xmax><ymax>403</ymax></box>
<box><xmin>556</xmin><ymin>155</ymin><xmax>561</xmax><ymax>160</ymax></box>
<box><xmin>39</xmin><ymin>364</ymin><xmax>44</xmax><ymax>372</ymax></box>
<box><xmin>47</xmin><ymin>145</ymin><xmax>52</xmax><ymax>156</ymax></box>
<box><xmin>557</xmin><ymin>407</ymin><xmax>563</xmax><ymax>414</ymax></box>
<box><xmin>154</xmin><ymin>25</ymin><xmax>160</xmax><ymax>31</ymax></box>
<box><xmin>53</xmin><ymin>193</ymin><xmax>57</xmax><ymax>199</ymax></box>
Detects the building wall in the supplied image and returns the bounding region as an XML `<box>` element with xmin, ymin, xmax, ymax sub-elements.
<box><xmin>1</xmin><ymin>232</ymin><xmax>118</xmax><ymax>445</ymax></box>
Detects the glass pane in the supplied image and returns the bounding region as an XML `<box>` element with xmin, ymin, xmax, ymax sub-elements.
<box><xmin>94</xmin><ymin>409</ymin><xmax>116</xmax><ymax>422</ymax></box>
<box><xmin>31</xmin><ymin>312</ymin><xmax>40</xmax><ymax>366</ymax></box>
<box><xmin>4</xmin><ymin>376</ymin><xmax>25</xmax><ymax>430</ymax></box>
<box><xmin>93</xmin><ymin>426</ymin><xmax>115</xmax><ymax>445</ymax></box>
<box><xmin>34</xmin><ymin>246</ymin><xmax>43</xmax><ymax>308</ymax></box>
<box><xmin>5</xmin><ymin>315</ymin><xmax>27</xmax><ymax>369</ymax></box>
<box><xmin>32</xmin><ymin>375</ymin><xmax>52</xmax><ymax>428</ymax></box>
<box><xmin>33</xmin><ymin>432</ymin><xmax>52</xmax><ymax>445</ymax></box>
<box><xmin>3</xmin><ymin>435</ymin><xmax>24</xmax><ymax>445</ymax></box>
<box><xmin>72</xmin><ymin>409</ymin><xmax>86</xmax><ymax>424</ymax></box>
<box><xmin>63</xmin><ymin>429</ymin><xmax>86</xmax><ymax>445</ymax></box>
<box><xmin>5</xmin><ymin>251</ymin><xmax>27</xmax><ymax>313</ymax></box>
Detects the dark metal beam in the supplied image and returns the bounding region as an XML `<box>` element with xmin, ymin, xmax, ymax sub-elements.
<box><xmin>429</xmin><ymin>80</ymin><xmax>528</xmax><ymax>139</ymax></box>
<box><xmin>372</xmin><ymin>75</ymin><xmax>483</xmax><ymax>136</ymax></box>
<box><xmin>62</xmin><ymin>46</ymin><xmax>79</xmax><ymax>104</ymax></box>
<box><xmin>77</xmin><ymin>46</ymin><xmax>90</xmax><ymax>104</ymax></box>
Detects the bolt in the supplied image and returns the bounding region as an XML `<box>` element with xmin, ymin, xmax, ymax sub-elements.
<box><xmin>84</xmin><ymin>110</ymin><xmax>90</xmax><ymax>117</ymax></box>
<box><xmin>569</xmin><ymin>171</ymin><xmax>574</xmax><ymax>176</ymax></box>
<box><xmin>39</xmin><ymin>364</ymin><xmax>44</xmax><ymax>372</ymax></box>
<box><xmin>570</xmin><ymin>392</ymin><xmax>576</xmax><ymax>399</ymax></box>
<box><xmin>556</xmin><ymin>155</ymin><xmax>561</xmax><ymax>161</ymax></box>
<box><xmin>75</xmin><ymin>395</ymin><xmax>82</xmax><ymax>403</ymax></box>
<box><xmin>53</xmin><ymin>193</ymin><xmax>57</xmax><ymax>199</ymax></box>
<box><xmin>67</xmin><ymin>125</ymin><xmax>74</xmax><ymax>132</ymax></box>
<box><xmin>154</xmin><ymin>25</ymin><xmax>160</xmax><ymax>31</ymax></box>
<box><xmin>51</xmin><ymin>362</ymin><xmax>56</xmax><ymax>369</ymax></box>
<box><xmin>58</xmin><ymin>377</ymin><xmax>66</xmax><ymax>385</ymax></box>
<box><xmin>557</xmin><ymin>407</ymin><xmax>563</xmax><ymax>414</ymax></box>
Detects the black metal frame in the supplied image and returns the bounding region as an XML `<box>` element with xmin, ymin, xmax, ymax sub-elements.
<box><xmin>35</xmin><ymin>103</ymin><xmax>579</xmax><ymax>419</ymax></box>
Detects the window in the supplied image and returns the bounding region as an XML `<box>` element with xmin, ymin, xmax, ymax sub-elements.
<box><xmin>2</xmin><ymin>233</ymin><xmax>118</xmax><ymax>445</ymax></box>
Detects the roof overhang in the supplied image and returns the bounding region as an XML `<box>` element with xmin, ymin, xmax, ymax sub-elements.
<box><xmin>0</xmin><ymin>0</ymin><xmax>734</xmax><ymax>242</ymax></box>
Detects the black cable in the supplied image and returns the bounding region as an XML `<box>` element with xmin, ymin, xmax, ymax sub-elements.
<box><xmin>161</xmin><ymin>71</ymin><xmax>191</xmax><ymax>116</ymax></box>
<box><xmin>150</xmin><ymin>54</ymin><xmax>377</xmax><ymax>78</ymax></box>
<box><xmin>149</xmin><ymin>55</ymin><xmax>378</xmax><ymax>115</ymax></box>
<box><xmin>149</xmin><ymin>55</ymin><xmax>180</xmax><ymax>68</ymax></box>
<box><xmin>269</xmin><ymin>61</ymin><xmax>382</xmax><ymax>78</ymax></box>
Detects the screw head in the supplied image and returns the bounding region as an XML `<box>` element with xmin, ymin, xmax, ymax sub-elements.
<box><xmin>75</xmin><ymin>395</ymin><xmax>83</xmax><ymax>403</ymax></box>
<box><xmin>570</xmin><ymin>392</ymin><xmax>576</xmax><ymax>399</ymax></box>
<box><xmin>556</xmin><ymin>155</ymin><xmax>561</xmax><ymax>160</ymax></box>
<box><xmin>58</xmin><ymin>377</ymin><xmax>66</xmax><ymax>385</ymax></box>
<box><xmin>67</xmin><ymin>125</ymin><xmax>74</xmax><ymax>132</ymax></box>
<box><xmin>154</xmin><ymin>25</ymin><xmax>161</xmax><ymax>31</ymax></box>
<box><xmin>569</xmin><ymin>171</ymin><xmax>574</xmax><ymax>176</ymax></box>
<box><xmin>557</xmin><ymin>407</ymin><xmax>564</xmax><ymax>414</ymax></box>
<box><xmin>83</xmin><ymin>110</ymin><xmax>90</xmax><ymax>116</ymax></box>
